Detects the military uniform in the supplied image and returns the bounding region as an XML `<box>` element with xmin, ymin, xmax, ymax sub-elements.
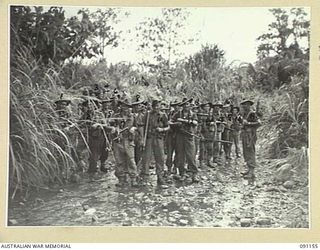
<box><xmin>165</xmin><ymin>104</ymin><xmax>179</xmax><ymax>173</ymax></box>
<box><xmin>198</xmin><ymin>103</ymin><xmax>215</xmax><ymax>167</ymax></box>
<box><xmin>212</xmin><ymin>103</ymin><xmax>223</xmax><ymax>163</ymax></box>
<box><xmin>87</xmin><ymin>99</ymin><xmax>110</xmax><ymax>173</ymax></box>
<box><xmin>140</xmin><ymin>100</ymin><xmax>170</xmax><ymax>185</ymax></box>
<box><xmin>220</xmin><ymin>105</ymin><xmax>232</xmax><ymax>160</ymax></box>
<box><xmin>109</xmin><ymin>102</ymin><xmax>139</xmax><ymax>187</ymax></box>
<box><xmin>171</xmin><ymin>99</ymin><xmax>199</xmax><ymax>182</ymax></box>
<box><xmin>230</xmin><ymin>107</ymin><xmax>242</xmax><ymax>158</ymax></box>
<box><xmin>240</xmin><ymin>100</ymin><xmax>261</xmax><ymax>182</ymax></box>
<box><xmin>133</xmin><ymin>107</ymin><xmax>145</xmax><ymax>166</ymax></box>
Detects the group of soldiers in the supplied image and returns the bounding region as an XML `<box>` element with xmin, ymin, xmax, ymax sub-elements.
<box><xmin>54</xmin><ymin>85</ymin><xmax>261</xmax><ymax>187</ymax></box>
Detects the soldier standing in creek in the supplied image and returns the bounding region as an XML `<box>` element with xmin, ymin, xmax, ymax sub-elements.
<box><xmin>211</xmin><ymin>102</ymin><xmax>223</xmax><ymax>164</ymax></box>
<box><xmin>240</xmin><ymin>99</ymin><xmax>261</xmax><ymax>184</ymax></box>
<box><xmin>86</xmin><ymin>98</ymin><xmax>111</xmax><ymax>174</ymax></box>
<box><xmin>165</xmin><ymin>100</ymin><xmax>181</xmax><ymax>175</ymax></box>
<box><xmin>139</xmin><ymin>99</ymin><xmax>170</xmax><ymax>186</ymax></box>
<box><xmin>170</xmin><ymin>98</ymin><xmax>200</xmax><ymax>183</ymax></box>
<box><xmin>108</xmin><ymin>100</ymin><xmax>140</xmax><ymax>188</ymax></box>
<box><xmin>230</xmin><ymin>106</ymin><xmax>243</xmax><ymax>158</ymax></box>
<box><xmin>131</xmin><ymin>96</ymin><xmax>146</xmax><ymax>166</ymax></box>
<box><xmin>220</xmin><ymin>103</ymin><xmax>233</xmax><ymax>162</ymax></box>
<box><xmin>198</xmin><ymin>102</ymin><xmax>216</xmax><ymax>168</ymax></box>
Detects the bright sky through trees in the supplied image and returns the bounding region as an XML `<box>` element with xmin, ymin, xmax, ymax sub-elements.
<box><xmin>62</xmin><ymin>6</ymin><xmax>310</xmax><ymax>65</ymax></box>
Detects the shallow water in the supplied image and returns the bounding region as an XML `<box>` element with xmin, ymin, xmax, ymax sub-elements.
<box><xmin>8</xmin><ymin>157</ymin><xmax>309</xmax><ymax>228</ymax></box>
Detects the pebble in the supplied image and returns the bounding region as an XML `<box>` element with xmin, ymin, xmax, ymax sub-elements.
<box><xmin>256</xmin><ymin>217</ymin><xmax>272</xmax><ymax>226</ymax></box>
<box><xmin>240</xmin><ymin>218</ymin><xmax>251</xmax><ymax>227</ymax></box>
<box><xmin>149</xmin><ymin>221</ymin><xmax>158</xmax><ymax>226</ymax></box>
<box><xmin>91</xmin><ymin>215</ymin><xmax>99</xmax><ymax>222</ymax></box>
<box><xmin>122</xmin><ymin>220</ymin><xmax>133</xmax><ymax>226</ymax></box>
<box><xmin>279</xmin><ymin>186</ymin><xmax>287</xmax><ymax>192</ymax></box>
<box><xmin>162</xmin><ymin>202</ymin><xmax>168</xmax><ymax>208</ymax></box>
<box><xmin>179</xmin><ymin>219</ymin><xmax>188</xmax><ymax>226</ymax></box>
<box><xmin>168</xmin><ymin>217</ymin><xmax>176</xmax><ymax>223</ymax></box>
<box><xmin>201</xmin><ymin>176</ymin><xmax>208</xmax><ymax>181</ymax></box>
<box><xmin>82</xmin><ymin>204</ymin><xmax>90</xmax><ymax>211</ymax></box>
<box><xmin>231</xmin><ymin>187</ymin><xmax>240</xmax><ymax>193</ymax></box>
<box><xmin>8</xmin><ymin>219</ymin><xmax>18</xmax><ymax>225</ymax></box>
<box><xmin>182</xmin><ymin>206</ymin><xmax>190</xmax><ymax>212</ymax></box>
<box><xmin>149</xmin><ymin>213</ymin><xmax>157</xmax><ymax>219</ymax></box>
<box><xmin>266</xmin><ymin>186</ymin><xmax>280</xmax><ymax>192</ymax></box>
<box><xmin>135</xmin><ymin>193</ymin><xmax>144</xmax><ymax>199</ymax></box>
<box><xmin>283</xmin><ymin>180</ymin><xmax>295</xmax><ymax>189</ymax></box>
<box><xmin>84</xmin><ymin>208</ymin><xmax>96</xmax><ymax>215</ymax></box>
<box><xmin>216</xmin><ymin>215</ymin><xmax>223</xmax><ymax>220</ymax></box>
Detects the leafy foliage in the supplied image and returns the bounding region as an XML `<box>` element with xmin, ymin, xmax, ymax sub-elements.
<box><xmin>136</xmin><ymin>8</ymin><xmax>196</xmax><ymax>70</ymax></box>
<box><xmin>10</xmin><ymin>6</ymin><xmax>100</xmax><ymax>65</ymax></box>
<box><xmin>257</xmin><ymin>8</ymin><xmax>309</xmax><ymax>59</ymax></box>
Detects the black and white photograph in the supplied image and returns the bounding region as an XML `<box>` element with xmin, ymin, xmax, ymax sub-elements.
<box><xmin>8</xmin><ymin>5</ymin><xmax>310</xmax><ymax>228</ymax></box>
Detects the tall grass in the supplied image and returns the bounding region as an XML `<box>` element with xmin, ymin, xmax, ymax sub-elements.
<box><xmin>10</xmin><ymin>45</ymin><xmax>78</xmax><ymax>199</ymax></box>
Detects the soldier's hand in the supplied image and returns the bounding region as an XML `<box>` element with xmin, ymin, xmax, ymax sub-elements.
<box><xmin>155</xmin><ymin>127</ymin><xmax>163</xmax><ymax>132</ymax></box>
<box><xmin>129</xmin><ymin>127</ymin><xmax>137</xmax><ymax>133</ymax></box>
<box><xmin>110</xmin><ymin>127</ymin><xmax>116</xmax><ymax>134</ymax></box>
<box><xmin>177</xmin><ymin>118</ymin><xmax>186</xmax><ymax>123</ymax></box>
<box><xmin>242</xmin><ymin>119</ymin><xmax>249</xmax><ymax>125</ymax></box>
<box><xmin>92</xmin><ymin>123</ymin><xmax>99</xmax><ymax>129</ymax></box>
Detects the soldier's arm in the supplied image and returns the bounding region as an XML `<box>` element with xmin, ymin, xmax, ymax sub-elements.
<box><xmin>243</xmin><ymin>112</ymin><xmax>261</xmax><ymax>127</ymax></box>
<box><xmin>189</xmin><ymin>113</ymin><xmax>198</xmax><ymax>126</ymax></box>
<box><xmin>177</xmin><ymin>114</ymin><xmax>198</xmax><ymax>126</ymax></box>
<box><xmin>168</xmin><ymin>111</ymin><xmax>182</xmax><ymax>127</ymax></box>
<box><xmin>128</xmin><ymin>115</ymin><xmax>138</xmax><ymax>133</ymax></box>
<box><xmin>157</xmin><ymin>113</ymin><xmax>170</xmax><ymax>132</ymax></box>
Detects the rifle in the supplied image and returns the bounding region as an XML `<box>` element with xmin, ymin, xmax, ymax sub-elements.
<box><xmin>197</xmin><ymin>113</ymin><xmax>209</xmax><ymax>117</ymax></box>
<box><xmin>201</xmin><ymin>138</ymin><xmax>233</xmax><ymax>144</ymax></box>
<box><xmin>143</xmin><ymin>110</ymin><xmax>150</xmax><ymax>148</ymax></box>
<box><xmin>180</xmin><ymin>129</ymin><xmax>202</xmax><ymax>139</ymax></box>
<box><xmin>112</xmin><ymin>127</ymin><xmax>130</xmax><ymax>141</ymax></box>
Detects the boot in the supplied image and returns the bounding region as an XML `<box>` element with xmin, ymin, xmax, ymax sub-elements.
<box><xmin>157</xmin><ymin>175</ymin><xmax>166</xmax><ymax>186</ymax></box>
<box><xmin>115</xmin><ymin>177</ymin><xmax>126</xmax><ymax>187</ymax></box>
<box><xmin>170</xmin><ymin>166</ymin><xmax>177</xmax><ymax>175</ymax></box>
<box><xmin>243</xmin><ymin>167</ymin><xmax>255</xmax><ymax>181</ymax></box>
<box><xmin>100</xmin><ymin>162</ymin><xmax>109</xmax><ymax>173</ymax></box>
<box><xmin>179</xmin><ymin>172</ymin><xmax>188</xmax><ymax>182</ymax></box>
<box><xmin>199</xmin><ymin>161</ymin><xmax>204</xmax><ymax>168</ymax></box>
<box><xmin>207</xmin><ymin>160</ymin><xmax>214</xmax><ymax>168</ymax></box>
<box><xmin>192</xmin><ymin>173</ymin><xmax>200</xmax><ymax>183</ymax></box>
<box><xmin>240</xmin><ymin>165</ymin><xmax>250</xmax><ymax>176</ymax></box>
<box><xmin>130</xmin><ymin>177</ymin><xmax>140</xmax><ymax>188</ymax></box>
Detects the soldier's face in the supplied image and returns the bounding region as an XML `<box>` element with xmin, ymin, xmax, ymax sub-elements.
<box><xmin>183</xmin><ymin>105</ymin><xmax>190</xmax><ymax>112</ymax></box>
<box><xmin>152</xmin><ymin>103</ymin><xmax>160</xmax><ymax>112</ymax></box>
<box><xmin>203</xmin><ymin>105</ymin><xmax>210</xmax><ymax>113</ymax></box>
<box><xmin>57</xmin><ymin>103</ymin><xmax>67</xmax><ymax>110</ymax></box>
<box><xmin>241</xmin><ymin>104</ymin><xmax>250</xmax><ymax>113</ymax></box>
